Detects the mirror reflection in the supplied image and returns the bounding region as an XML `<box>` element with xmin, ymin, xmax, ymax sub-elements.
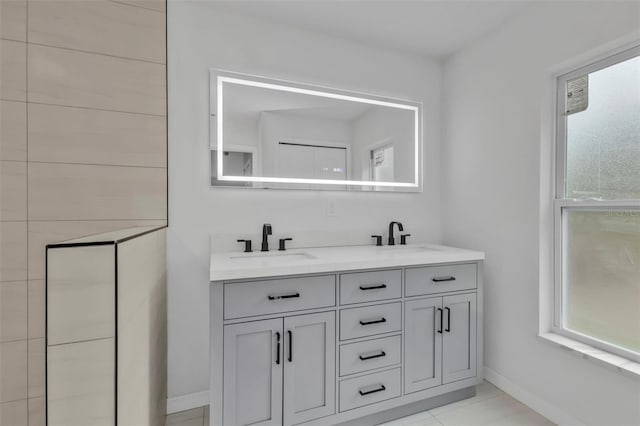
<box><xmin>210</xmin><ymin>72</ymin><xmax>421</xmax><ymax>191</ymax></box>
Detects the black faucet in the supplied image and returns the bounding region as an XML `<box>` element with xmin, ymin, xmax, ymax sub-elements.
<box><xmin>261</xmin><ymin>223</ymin><xmax>272</xmax><ymax>252</ymax></box>
<box><xmin>388</xmin><ymin>221</ymin><xmax>404</xmax><ymax>246</ymax></box>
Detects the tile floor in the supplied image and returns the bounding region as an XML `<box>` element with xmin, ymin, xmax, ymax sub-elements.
<box><xmin>164</xmin><ymin>381</ymin><xmax>555</xmax><ymax>426</ymax></box>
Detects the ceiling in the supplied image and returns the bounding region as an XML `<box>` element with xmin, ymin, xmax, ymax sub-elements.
<box><xmin>213</xmin><ymin>1</ymin><xmax>533</xmax><ymax>58</ymax></box>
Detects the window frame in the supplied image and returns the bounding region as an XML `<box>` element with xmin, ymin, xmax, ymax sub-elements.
<box><xmin>553</xmin><ymin>45</ymin><xmax>640</xmax><ymax>363</ymax></box>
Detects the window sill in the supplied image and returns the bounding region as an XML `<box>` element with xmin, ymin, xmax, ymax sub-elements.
<box><xmin>538</xmin><ymin>332</ymin><xmax>640</xmax><ymax>380</ymax></box>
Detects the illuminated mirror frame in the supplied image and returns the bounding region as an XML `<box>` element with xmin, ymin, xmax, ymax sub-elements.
<box><xmin>210</xmin><ymin>70</ymin><xmax>423</xmax><ymax>191</ymax></box>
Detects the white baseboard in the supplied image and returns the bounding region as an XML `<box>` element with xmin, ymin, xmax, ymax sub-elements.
<box><xmin>483</xmin><ymin>367</ymin><xmax>583</xmax><ymax>426</ymax></box>
<box><xmin>167</xmin><ymin>390</ymin><xmax>210</xmax><ymax>414</ymax></box>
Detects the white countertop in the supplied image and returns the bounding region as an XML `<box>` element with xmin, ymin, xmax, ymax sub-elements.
<box><xmin>210</xmin><ymin>242</ymin><xmax>484</xmax><ymax>281</ymax></box>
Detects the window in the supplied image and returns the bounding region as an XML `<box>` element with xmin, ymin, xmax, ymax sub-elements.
<box><xmin>554</xmin><ymin>47</ymin><xmax>640</xmax><ymax>362</ymax></box>
<box><xmin>370</xmin><ymin>144</ymin><xmax>394</xmax><ymax>182</ymax></box>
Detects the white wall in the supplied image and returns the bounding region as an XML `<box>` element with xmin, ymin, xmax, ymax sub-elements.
<box><xmin>167</xmin><ymin>2</ymin><xmax>442</xmax><ymax>400</ymax></box>
<box><xmin>223</xmin><ymin>115</ymin><xmax>260</xmax><ymax>149</ymax></box>
<box><xmin>442</xmin><ymin>2</ymin><xmax>640</xmax><ymax>425</ymax></box>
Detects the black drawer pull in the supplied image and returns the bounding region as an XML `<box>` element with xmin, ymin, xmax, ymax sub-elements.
<box><xmin>359</xmin><ymin>317</ymin><xmax>386</xmax><ymax>326</ymax></box>
<box><xmin>359</xmin><ymin>283</ymin><xmax>387</xmax><ymax>291</ymax></box>
<box><xmin>432</xmin><ymin>276</ymin><xmax>456</xmax><ymax>282</ymax></box>
<box><xmin>267</xmin><ymin>292</ymin><xmax>300</xmax><ymax>300</ymax></box>
<box><xmin>359</xmin><ymin>384</ymin><xmax>386</xmax><ymax>396</ymax></box>
<box><xmin>359</xmin><ymin>351</ymin><xmax>386</xmax><ymax>361</ymax></box>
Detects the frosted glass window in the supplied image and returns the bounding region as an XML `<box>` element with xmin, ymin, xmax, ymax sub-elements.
<box><xmin>556</xmin><ymin>48</ymin><xmax>640</xmax><ymax>361</ymax></box>
<box><xmin>566</xmin><ymin>55</ymin><xmax>640</xmax><ymax>200</ymax></box>
<box><xmin>564</xmin><ymin>210</ymin><xmax>640</xmax><ymax>353</ymax></box>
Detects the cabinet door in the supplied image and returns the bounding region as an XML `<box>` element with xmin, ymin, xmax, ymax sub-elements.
<box><xmin>404</xmin><ymin>297</ymin><xmax>442</xmax><ymax>394</ymax></box>
<box><xmin>442</xmin><ymin>293</ymin><xmax>477</xmax><ymax>384</ymax></box>
<box><xmin>223</xmin><ymin>319</ymin><xmax>283</xmax><ymax>426</ymax></box>
<box><xmin>283</xmin><ymin>311</ymin><xmax>336</xmax><ymax>426</ymax></box>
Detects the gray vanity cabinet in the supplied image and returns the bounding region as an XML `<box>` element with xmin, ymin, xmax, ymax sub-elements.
<box><xmin>211</xmin><ymin>256</ymin><xmax>483</xmax><ymax>426</ymax></box>
<box><xmin>404</xmin><ymin>297</ymin><xmax>442</xmax><ymax>394</ymax></box>
<box><xmin>442</xmin><ymin>293</ymin><xmax>477</xmax><ymax>384</ymax></box>
<box><xmin>223</xmin><ymin>312</ymin><xmax>336</xmax><ymax>426</ymax></box>
<box><xmin>404</xmin><ymin>292</ymin><xmax>477</xmax><ymax>394</ymax></box>
<box><xmin>223</xmin><ymin>318</ymin><xmax>283</xmax><ymax>426</ymax></box>
<box><xmin>283</xmin><ymin>312</ymin><xmax>336</xmax><ymax>425</ymax></box>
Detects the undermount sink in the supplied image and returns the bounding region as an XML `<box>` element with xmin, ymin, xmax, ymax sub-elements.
<box><xmin>229</xmin><ymin>252</ymin><xmax>316</xmax><ymax>265</ymax></box>
<box><xmin>379</xmin><ymin>245</ymin><xmax>440</xmax><ymax>254</ymax></box>
<box><xmin>211</xmin><ymin>240</ymin><xmax>485</xmax><ymax>282</ymax></box>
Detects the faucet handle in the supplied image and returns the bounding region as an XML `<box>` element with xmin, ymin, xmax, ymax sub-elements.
<box><xmin>400</xmin><ymin>234</ymin><xmax>411</xmax><ymax>245</ymax></box>
<box><xmin>278</xmin><ymin>238</ymin><xmax>293</xmax><ymax>251</ymax></box>
<box><xmin>237</xmin><ymin>239</ymin><xmax>252</xmax><ymax>253</ymax></box>
<box><xmin>371</xmin><ymin>235</ymin><xmax>383</xmax><ymax>246</ymax></box>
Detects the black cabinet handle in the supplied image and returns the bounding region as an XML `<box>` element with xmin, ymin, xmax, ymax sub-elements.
<box><xmin>287</xmin><ymin>330</ymin><xmax>293</xmax><ymax>362</ymax></box>
<box><xmin>268</xmin><ymin>292</ymin><xmax>300</xmax><ymax>300</ymax></box>
<box><xmin>359</xmin><ymin>283</ymin><xmax>387</xmax><ymax>291</ymax></box>
<box><xmin>359</xmin><ymin>317</ymin><xmax>386</xmax><ymax>326</ymax></box>
<box><xmin>445</xmin><ymin>307</ymin><xmax>451</xmax><ymax>332</ymax></box>
<box><xmin>359</xmin><ymin>384</ymin><xmax>386</xmax><ymax>396</ymax></box>
<box><xmin>275</xmin><ymin>332</ymin><xmax>281</xmax><ymax>365</ymax></box>
<box><xmin>432</xmin><ymin>276</ymin><xmax>456</xmax><ymax>282</ymax></box>
<box><xmin>437</xmin><ymin>308</ymin><xmax>443</xmax><ymax>334</ymax></box>
<box><xmin>359</xmin><ymin>351</ymin><xmax>386</xmax><ymax>361</ymax></box>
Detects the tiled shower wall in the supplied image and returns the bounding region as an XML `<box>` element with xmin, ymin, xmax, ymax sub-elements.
<box><xmin>0</xmin><ymin>1</ymin><xmax>167</xmax><ymax>424</ymax></box>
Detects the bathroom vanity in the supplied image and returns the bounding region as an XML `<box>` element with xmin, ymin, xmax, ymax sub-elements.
<box><xmin>209</xmin><ymin>243</ymin><xmax>484</xmax><ymax>426</ymax></box>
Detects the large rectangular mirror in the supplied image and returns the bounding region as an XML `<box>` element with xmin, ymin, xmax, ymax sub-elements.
<box><xmin>210</xmin><ymin>70</ymin><xmax>422</xmax><ymax>191</ymax></box>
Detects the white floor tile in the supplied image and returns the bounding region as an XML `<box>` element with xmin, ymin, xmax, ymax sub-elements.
<box><xmin>432</xmin><ymin>394</ymin><xmax>542</xmax><ymax>426</ymax></box>
<box><xmin>165</xmin><ymin>407</ymin><xmax>204</xmax><ymax>426</ymax></box>
<box><xmin>165</xmin><ymin>382</ymin><xmax>554</xmax><ymax>426</ymax></box>
<box><xmin>402</xmin><ymin>410</ymin><xmax>443</xmax><ymax>426</ymax></box>
<box><xmin>165</xmin><ymin>418</ymin><xmax>202</xmax><ymax>426</ymax></box>
<box><xmin>491</xmin><ymin>403</ymin><xmax>555</xmax><ymax>426</ymax></box>
<box><xmin>429</xmin><ymin>382</ymin><xmax>503</xmax><ymax>417</ymax></box>
<box><xmin>382</xmin><ymin>410</ymin><xmax>442</xmax><ymax>426</ymax></box>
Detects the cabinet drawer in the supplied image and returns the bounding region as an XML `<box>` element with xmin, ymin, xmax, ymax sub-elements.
<box><xmin>340</xmin><ymin>270</ymin><xmax>401</xmax><ymax>305</ymax></box>
<box><xmin>224</xmin><ymin>275</ymin><xmax>335</xmax><ymax>319</ymax></box>
<box><xmin>405</xmin><ymin>263</ymin><xmax>476</xmax><ymax>297</ymax></box>
<box><xmin>339</xmin><ymin>335</ymin><xmax>401</xmax><ymax>376</ymax></box>
<box><xmin>340</xmin><ymin>302</ymin><xmax>401</xmax><ymax>340</ymax></box>
<box><xmin>339</xmin><ymin>368</ymin><xmax>401</xmax><ymax>412</ymax></box>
